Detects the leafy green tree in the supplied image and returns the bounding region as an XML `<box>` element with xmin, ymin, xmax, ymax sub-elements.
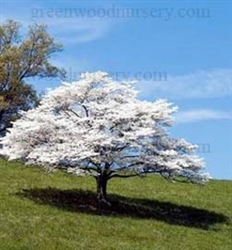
<box><xmin>0</xmin><ymin>20</ymin><xmax>65</xmax><ymax>135</ymax></box>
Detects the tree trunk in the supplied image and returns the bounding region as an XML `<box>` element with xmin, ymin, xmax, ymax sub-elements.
<box><xmin>96</xmin><ymin>175</ymin><xmax>109</xmax><ymax>205</ymax></box>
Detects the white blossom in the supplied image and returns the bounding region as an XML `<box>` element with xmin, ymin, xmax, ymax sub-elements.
<box><xmin>0</xmin><ymin>72</ymin><xmax>210</xmax><ymax>187</ymax></box>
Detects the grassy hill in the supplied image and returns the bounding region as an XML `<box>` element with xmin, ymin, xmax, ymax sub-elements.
<box><xmin>0</xmin><ymin>158</ymin><xmax>231</xmax><ymax>250</ymax></box>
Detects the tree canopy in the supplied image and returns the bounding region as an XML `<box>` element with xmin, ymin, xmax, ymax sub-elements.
<box><xmin>0</xmin><ymin>72</ymin><xmax>210</xmax><ymax>202</ymax></box>
<box><xmin>0</xmin><ymin>20</ymin><xmax>65</xmax><ymax>135</ymax></box>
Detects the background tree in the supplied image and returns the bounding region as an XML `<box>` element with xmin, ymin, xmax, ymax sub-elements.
<box><xmin>0</xmin><ymin>72</ymin><xmax>210</xmax><ymax>203</ymax></box>
<box><xmin>0</xmin><ymin>20</ymin><xmax>65</xmax><ymax>135</ymax></box>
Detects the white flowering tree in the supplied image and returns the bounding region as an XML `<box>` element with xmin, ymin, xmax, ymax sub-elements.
<box><xmin>0</xmin><ymin>72</ymin><xmax>209</xmax><ymax>203</ymax></box>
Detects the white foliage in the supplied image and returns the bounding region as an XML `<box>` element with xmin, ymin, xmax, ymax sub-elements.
<box><xmin>0</xmin><ymin>72</ymin><xmax>209</xmax><ymax>183</ymax></box>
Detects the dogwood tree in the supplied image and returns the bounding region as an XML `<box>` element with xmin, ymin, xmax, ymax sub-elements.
<box><xmin>0</xmin><ymin>72</ymin><xmax>209</xmax><ymax>203</ymax></box>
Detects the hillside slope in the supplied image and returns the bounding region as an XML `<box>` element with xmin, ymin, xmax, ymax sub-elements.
<box><xmin>0</xmin><ymin>159</ymin><xmax>231</xmax><ymax>250</ymax></box>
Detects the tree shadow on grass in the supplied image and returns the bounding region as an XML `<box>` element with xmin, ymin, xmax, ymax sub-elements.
<box><xmin>18</xmin><ymin>187</ymin><xmax>228</xmax><ymax>230</ymax></box>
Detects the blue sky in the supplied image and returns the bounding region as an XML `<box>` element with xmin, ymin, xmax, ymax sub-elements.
<box><xmin>1</xmin><ymin>0</ymin><xmax>231</xmax><ymax>179</ymax></box>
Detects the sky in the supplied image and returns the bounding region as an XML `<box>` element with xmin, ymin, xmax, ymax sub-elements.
<box><xmin>0</xmin><ymin>0</ymin><xmax>231</xmax><ymax>179</ymax></box>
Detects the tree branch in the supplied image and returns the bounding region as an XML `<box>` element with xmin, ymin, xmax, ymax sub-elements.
<box><xmin>79</xmin><ymin>166</ymin><xmax>98</xmax><ymax>172</ymax></box>
<box><xmin>67</xmin><ymin>109</ymin><xmax>80</xmax><ymax>118</ymax></box>
<box><xmin>109</xmin><ymin>173</ymin><xmax>140</xmax><ymax>179</ymax></box>
<box><xmin>120</xmin><ymin>155</ymin><xmax>139</xmax><ymax>160</ymax></box>
<box><xmin>82</xmin><ymin>105</ymin><xmax>89</xmax><ymax>117</ymax></box>
<box><xmin>115</xmin><ymin>161</ymin><xmax>144</xmax><ymax>171</ymax></box>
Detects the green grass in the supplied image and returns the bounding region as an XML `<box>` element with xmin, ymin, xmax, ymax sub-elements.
<box><xmin>0</xmin><ymin>159</ymin><xmax>231</xmax><ymax>250</ymax></box>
